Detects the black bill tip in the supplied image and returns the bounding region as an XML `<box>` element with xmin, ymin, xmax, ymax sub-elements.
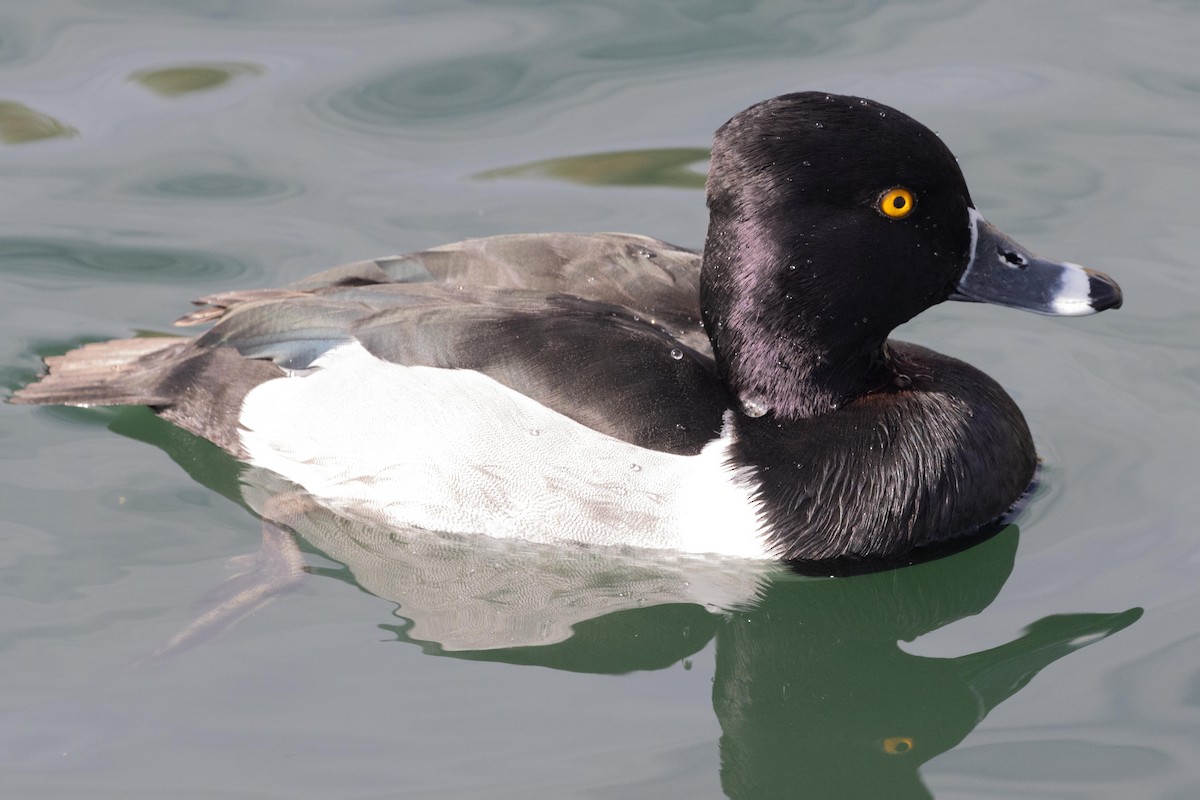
<box><xmin>1086</xmin><ymin>268</ymin><xmax>1123</xmax><ymax>312</ymax></box>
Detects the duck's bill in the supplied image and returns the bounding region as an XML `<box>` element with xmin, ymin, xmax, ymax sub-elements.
<box><xmin>949</xmin><ymin>209</ymin><xmax>1122</xmax><ymax>316</ymax></box>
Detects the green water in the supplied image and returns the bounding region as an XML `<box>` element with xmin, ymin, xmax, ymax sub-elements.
<box><xmin>2</xmin><ymin>1</ymin><xmax>1197</xmax><ymax>797</ymax></box>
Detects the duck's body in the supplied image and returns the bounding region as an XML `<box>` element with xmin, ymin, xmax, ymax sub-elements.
<box><xmin>12</xmin><ymin>93</ymin><xmax>1122</xmax><ymax>561</ymax></box>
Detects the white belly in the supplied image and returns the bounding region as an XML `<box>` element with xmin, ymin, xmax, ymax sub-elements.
<box><xmin>238</xmin><ymin>342</ymin><xmax>770</xmax><ymax>559</ymax></box>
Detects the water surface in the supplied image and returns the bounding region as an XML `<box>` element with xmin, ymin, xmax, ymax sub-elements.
<box><xmin>2</xmin><ymin>1</ymin><xmax>1198</xmax><ymax>798</ymax></box>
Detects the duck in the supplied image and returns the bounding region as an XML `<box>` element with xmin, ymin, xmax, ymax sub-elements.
<box><xmin>12</xmin><ymin>92</ymin><xmax>1122</xmax><ymax>561</ymax></box>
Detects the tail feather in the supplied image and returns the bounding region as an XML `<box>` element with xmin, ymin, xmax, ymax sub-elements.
<box><xmin>11</xmin><ymin>337</ymin><xmax>187</xmax><ymax>407</ymax></box>
<box><xmin>12</xmin><ymin>335</ymin><xmax>286</xmax><ymax>458</ymax></box>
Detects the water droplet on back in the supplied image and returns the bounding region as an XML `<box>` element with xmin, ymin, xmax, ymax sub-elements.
<box><xmin>669</xmin><ymin>348</ymin><xmax>684</xmax><ymax>360</ymax></box>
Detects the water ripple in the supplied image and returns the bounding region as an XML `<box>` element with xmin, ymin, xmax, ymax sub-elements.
<box><xmin>477</xmin><ymin>148</ymin><xmax>710</xmax><ymax>189</ymax></box>
<box><xmin>0</xmin><ymin>238</ymin><xmax>247</xmax><ymax>285</ymax></box>
<box><xmin>327</xmin><ymin>55</ymin><xmax>536</xmax><ymax>126</ymax></box>
<box><xmin>315</xmin><ymin>1</ymin><xmax>888</xmax><ymax>133</ymax></box>
<box><xmin>0</xmin><ymin>14</ymin><xmax>28</xmax><ymax>65</ymax></box>
<box><xmin>135</xmin><ymin>171</ymin><xmax>294</xmax><ymax>201</ymax></box>
<box><xmin>0</xmin><ymin>101</ymin><xmax>77</xmax><ymax>144</ymax></box>
<box><xmin>130</xmin><ymin>61</ymin><xmax>264</xmax><ymax>97</ymax></box>
<box><xmin>1128</xmin><ymin>67</ymin><xmax>1200</xmax><ymax>100</ymax></box>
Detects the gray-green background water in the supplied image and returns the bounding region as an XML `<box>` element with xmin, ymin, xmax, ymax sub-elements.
<box><xmin>1</xmin><ymin>1</ymin><xmax>1197</xmax><ymax>797</ymax></box>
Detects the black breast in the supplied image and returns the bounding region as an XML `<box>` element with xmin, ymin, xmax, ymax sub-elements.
<box><xmin>730</xmin><ymin>341</ymin><xmax>1038</xmax><ymax>560</ymax></box>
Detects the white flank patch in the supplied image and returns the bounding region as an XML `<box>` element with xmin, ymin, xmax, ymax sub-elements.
<box><xmin>238</xmin><ymin>342</ymin><xmax>771</xmax><ymax>559</ymax></box>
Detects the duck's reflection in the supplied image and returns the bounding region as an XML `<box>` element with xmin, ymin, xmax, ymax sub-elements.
<box><xmin>114</xmin><ymin>410</ymin><xmax>1140</xmax><ymax>798</ymax></box>
<box><xmin>241</xmin><ymin>472</ymin><xmax>1137</xmax><ymax>798</ymax></box>
<box><xmin>708</xmin><ymin>551</ymin><xmax>1139</xmax><ymax>798</ymax></box>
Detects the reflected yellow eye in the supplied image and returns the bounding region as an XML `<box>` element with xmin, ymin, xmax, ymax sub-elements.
<box><xmin>882</xmin><ymin>736</ymin><xmax>914</xmax><ymax>755</ymax></box>
<box><xmin>878</xmin><ymin>187</ymin><xmax>916</xmax><ymax>219</ymax></box>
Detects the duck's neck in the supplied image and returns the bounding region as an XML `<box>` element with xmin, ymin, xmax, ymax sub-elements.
<box><xmin>727</xmin><ymin>341</ymin><xmax>1038</xmax><ymax>560</ymax></box>
<box><xmin>700</xmin><ymin>219</ymin><xmax>896</xmax><ymax>420</ymax></box>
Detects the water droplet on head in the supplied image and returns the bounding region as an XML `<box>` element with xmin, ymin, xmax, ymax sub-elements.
<box><xmin>630</xmin><ymin>463</ymin><xmax>642</xmax><ymax>472</ymax></box>
<box><xmin>669</xmin><ymin>348</ymin><xmax>684</xmax><ymax>360</ymax></box>
<box><xmin>739</xmin><ymin>393</ymin><xmax>770</xmax><ymax>418</ymax></box>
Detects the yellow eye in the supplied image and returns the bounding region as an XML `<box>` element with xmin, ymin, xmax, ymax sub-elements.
<box><xmin>882</xmin><ymin>736</ymin><xmax>914</xmax><ymax>755</ymax></box>
<box><xmin>878</xmin><ymin>187</ymin><xmax>915</xmax><ymax>219</ymax></box>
